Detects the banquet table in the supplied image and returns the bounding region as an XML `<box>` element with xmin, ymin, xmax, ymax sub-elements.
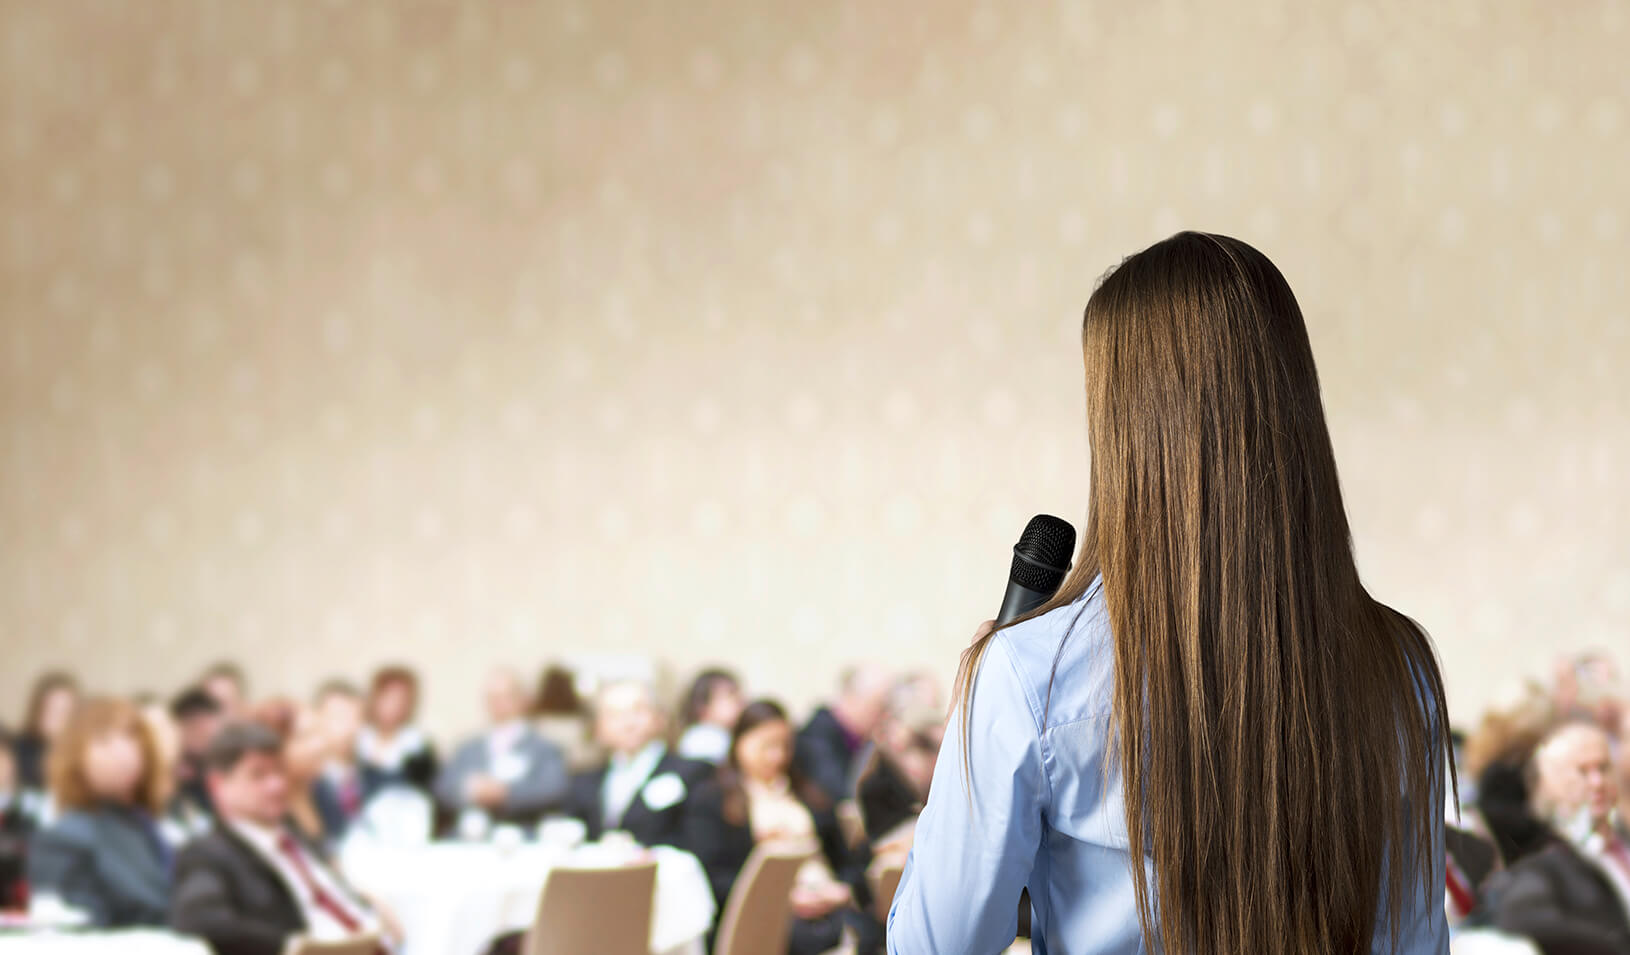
<box><xmin>341</xmin><ymin>841</ymin><xmax>716</xmax><ymax>955</ymax></box>
<box><xmin>0</xmin><ymin>931</ymin><xmax>211</xmax><ymax>955</ymax></box>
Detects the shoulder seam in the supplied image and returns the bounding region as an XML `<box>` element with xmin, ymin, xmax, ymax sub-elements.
<box><xmin>991</xmin><ymin>632</ymin><xmax>1055</xmax><ymax>808</ymax></box>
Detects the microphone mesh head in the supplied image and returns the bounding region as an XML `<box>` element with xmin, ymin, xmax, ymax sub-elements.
<box><xmin>1009</xmin><ymin>514</ymin><xmax>1076</xmax><ymax>593</ymax></box>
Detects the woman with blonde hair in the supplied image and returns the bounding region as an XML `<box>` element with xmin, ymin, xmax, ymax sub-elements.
<box><xmin>888</xmin><ymin>233</ymin><xmax>1453</xmax><ymax>954</ymax></box>
<box><xmin>28</xmin><ymin>697</ymin><xmax>171</xmax><ymax>926</ymax></box>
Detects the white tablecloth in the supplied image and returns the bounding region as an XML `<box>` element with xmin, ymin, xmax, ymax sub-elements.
<box><xmin>0</xmin><ymin>932</ymin><xmax>211</xmax><ymax>955</ymax></box>
<box><xmin>341</xmin><ymin>842</ymin><xmax>715</xmax><ymax>955</ymax></box>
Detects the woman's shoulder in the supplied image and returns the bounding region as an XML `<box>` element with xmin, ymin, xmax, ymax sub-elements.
<box><xmin>988</xmin><ymin>576</ymin><xmax>1116</xmax><ymax>729</ymax></box>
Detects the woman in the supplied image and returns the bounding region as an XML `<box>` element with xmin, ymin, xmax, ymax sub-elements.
<box><xmin>27</xmin><ymin>698</ymin><xmax>171</xmax><ymax>927</ymax></box>
<box><xmin>356</xmin><ymin>665</ymin><xmax>438</xmax><ymax>793</ymax></box>
<box><xmin>676</xmin><ymin>668</ymin><xmax>745</xmax><ymax>764</ymax></box>
<box><xmin>13</xmin><ymin>672</ymin><xmax>79</xmax><ymax>792</ymax></box>
<box><xmin>251</xmin><ymin>698</ymin><xmax>337</xmax><ymax>850</ymax></box>
<box><xmin>888</xmin><ymin>233</ymin><xmax>1453</xmax><ymax>954</ymax></box>
<box><xmin>682</xmin><ymin>700</ymin><xmax>881</xmax><ymax>955</ymax></box>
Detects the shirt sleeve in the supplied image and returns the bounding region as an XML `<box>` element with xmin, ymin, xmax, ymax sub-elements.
<box><xmin>887</xmin><ymin>636</ymin><xmax>1047</xmax><ymax>954</ymax></box>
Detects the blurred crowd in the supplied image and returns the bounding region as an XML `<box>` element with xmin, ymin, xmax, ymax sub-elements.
<box><xmin>1450</xmin><ymin>651</ymin><xmax>1630</xmax><ymax>953</ymax></box>
<box><xmin>0</xmin><ymin>660</ymin><xmax>944</xmax><ymax>955</ymax></box>
<box><xmin>7</xmin><ymin>648</ymin><xmax>1628</xmax><ymax>955</ymax></box>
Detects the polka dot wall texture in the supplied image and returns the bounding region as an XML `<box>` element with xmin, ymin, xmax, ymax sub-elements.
<box><xmin>1</xmin><ymin>0</ymin><xmax>1626</xmax><ymax>733</ymax></box>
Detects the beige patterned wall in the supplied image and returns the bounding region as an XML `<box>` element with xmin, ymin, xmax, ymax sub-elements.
<box><xmin>2</xmin><ymin>0</ymin><xmax>1626</xmax><ymax>736</ymax></box>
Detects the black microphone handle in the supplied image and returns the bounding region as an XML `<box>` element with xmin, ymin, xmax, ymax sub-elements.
<box><xmin>996</xmin><ymin>582</ymin><xmax>1053</xmax><ymax>626</ymax></box>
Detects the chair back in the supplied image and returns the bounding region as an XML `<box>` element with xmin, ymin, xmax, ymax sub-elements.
<box><xmin>282</xmin><ymin>936</ymin><xmax>382</xmax><ymax>955</ymax></box>
<box><xmin>713</xmin><ymin>844</ymin><xmax>809</xmax><ymax>955</ymax></box>
<box><xmin>874</xmin><ymin>861</ymin><xmax>904</xmax><ymax>924</ymax></box>
<box><xmin>521</xmin><ymin>860</ymin><xmax>658</xmax><ymax>955</ymax></box>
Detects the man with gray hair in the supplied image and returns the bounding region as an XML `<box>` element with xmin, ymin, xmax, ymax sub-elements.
<box><xmin>795</xmin><ymin>663</ymin><xmax>893</xmax><ymax>804</ymax></box>
<box><xmin>1486</xmin><ymin>721</ymin><xmax>1630</xmax><ymax>954</ymax></box>
<box><xmin>564</xmin><ymin>680</ymin><xmax>710</xmax><ymax>847</ymax></box>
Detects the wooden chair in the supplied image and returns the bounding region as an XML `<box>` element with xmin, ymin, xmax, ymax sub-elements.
<box><xmin>282</xmin><ymin>937</ymin><xmax>383</xmax><ymax>955</ymax></box>
<box><xmin>873</xmin><ymin>861</ymin><xmax>904</xmax><ymax>924</ymax></box>
<box><xmin>712</xmin><ymin>844</ymin><xmax>810</xmax><ymax>955</ymax></box>
<box><xmin>520</xmin><ymin>860</ymin><xmax>659</xmax><ymax>955</ymax></box>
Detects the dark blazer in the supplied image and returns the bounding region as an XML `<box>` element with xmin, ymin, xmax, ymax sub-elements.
<box><xmin>679</xmin><ymin>777</ymin><xmax>869</xmax><ymax>912</ymax></box>
<box><xmin>170</xmin><ymin>823</ymin><xmax>346</xmax><ymax>955</ymax></box>
<box><xmin>0</xmin><ymin>794</ymin><xmax>40</xmax><ymax>908</ymax></box>
<box><xmin>12</xmin><ymin>734</ymin><xmax>48</xmax><ymax>792</ymax></box>
<box><xmin>566</xmin><ymin>749</ymin><xmax>711</xmax><ymax>847</ymax></box>
<box><xmin>27</xmin><ymin>807</ymin><xmax>170</xmax><ymax>927</ymax></box>
<box><xmin>1484</xmin><ymin>837</ymin><xmax>1630</xmax><ymax>955</ymax></box>
<box><xmin>794</xmin><ymin>707</ymin><xmax>864</xmax><ymax>804</ymax></box>
<box><xmin>856</xmin><ymin>750</ymin><xmax>922</xmax><ymax>844</ymax></box>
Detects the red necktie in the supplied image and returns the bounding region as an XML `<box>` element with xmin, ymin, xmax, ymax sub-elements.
<box><xmin>1604</xmin><ymin>837</ymin><xmax>1630</xmax><ymax>882</ymax></box>
<box><xmin>1444</xmin><ymin>856</ymin><xmax>1476</xmax><ymax>919</ymax></box>
<box><xmin>275</xmin><ymin>832</ymin><xmax>364</xmax><ymax>933</ymax></box>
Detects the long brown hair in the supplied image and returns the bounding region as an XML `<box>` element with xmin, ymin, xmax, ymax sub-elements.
<box><xmin>954</xmin><ymin>232</ymin><xmax>1453</xmax><ymax>954</ymax></box>
<box><xmin>715</xmin><ymin>699</ymin><xmax>828</xmax><ymax>827</ymax></box>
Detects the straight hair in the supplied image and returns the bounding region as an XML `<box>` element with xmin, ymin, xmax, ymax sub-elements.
<box><xmin>955</xmin><ymin>232</ymin><xmax>1453</xmax><ymax>954</ymax></box>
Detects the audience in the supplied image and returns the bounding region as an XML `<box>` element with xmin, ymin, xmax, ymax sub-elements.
<box><xmin>27</xmin><ymin>698</ymin><xmax>171</xmax><ymax>927</ymax></box>
<box><xmin>531</xmin><ymin>664</ymin><xmax>601</xmax><ymax>772</ymax></box>
<box><xmin>199</xmin><ymin>663</ymin><xmax>249</xmax><ymax>719</ymax></box>
<box><xmin>566</xmin><ymin>680</ymin><xmax>712</xmax><ymax>847</ymax></box>
<box><xmin>1483</xmin><ymin>722</ymin><xmax>1630</xmax><ymax>953</ymax></box>
<box><xmin>356</xmin><ymin>665</ymin><xmax>437</xmax><ymax>793</ymax></box>
<box><xmin>795</xmin><ymin>664</ymin><xmax>892</xmax><ymax>803</ymax></box>
<box><xmin>682</xmin><ymin>700</ymin><xmax>880</xmax><ymax>955</ymax></box>
<box><xmin>170</xmin><ymin>721</ymin><xmax>392</xmax><ymax>955</ymax></box>
<box><xmin>436</xmin><ymin>669</ymin><xmax>570</xmax><ymax>829</ymax></box>
<box><xmin>0</xmin><ymin>732</ymin><xmax>42</xmax><ymax>910</ymax></box>
<box><xmin>169</xmin><ymin>688</ymin><xmax>225</xmax><ymax>827</ymax></box>
<box><xmin>13</xmin><ymin>672</ymin><xmax>80</xmax><ymax>792</ymax></box>
<box><xmin>676</xmin><ymin>668</ymin><xmax>744</xmax><ymax>764</ymax></box>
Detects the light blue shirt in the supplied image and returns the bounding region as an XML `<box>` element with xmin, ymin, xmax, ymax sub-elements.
<box><xmin>601</xmin><ymin>741</ymin><xmax>667</xmax><ymax>829</ymax></box>
<box><xmin>887</xmin><ymin>577</ymin><xmax>1448</xmax><ymax>954</ymax></box>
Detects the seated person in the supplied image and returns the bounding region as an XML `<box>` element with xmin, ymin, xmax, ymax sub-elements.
<box><xmin>13</xmin><ymin>672</ymin><xmax>79</xmax><ymax>792</ymax></box>
<box><xmin>435</xmin><ymin>669</ymin><xmax>569</xmax><ymax>829</ymax></box>
<box><xmin>27</xmin><ymin>698</ymin><xmax>171</xmax><ymax>927</ymax></box>
<box><xmin>795</xmin><ymin>665</ymin><xmax>891</xmax><ymax>804</ymax></box>
<box><xmin>169</xmin><ymin>688</ymin><xmax>224</xmax><ymax>827</ymax></box>
<box><xmin>170</xmin><ymin>721</ymin><xmax>395</xmax><ymax>955</ymax></box>
<box><xmin>0</xmin><ymin>732</ymin><xmax>45</xmax><ymax>910</ymax></box>
<box><xmin>857</xmin><ymin>703</ymin><xmax>942</xmax><ymax>852</ymax></box>
<box><xmin>681</xmin><ymin>700</ymin><xmax>880</xmax><ymax>955</ymax></box>
<box><xmin>676</xmin><ymin>668</ymin><xmax>744</xmax><ymax>764</ymax></box>
<box><xmin>565</xmin><ymin>680</ymin><xmax>711</xmax><ymax>847</ymax></box>
<box><xmin>356</xmin><ymin>666</ymin><xmax>437</xmax><ymax>793</ymax></box>
<box><xmin>311</xmin><ymin>680</ymin><xmax>370</xmax><ymax>841</ymax></box>
<box><xmin>1484</xmin><ymin>722</ymin><xmax>1630</xmax><ymax>953</ymax></box>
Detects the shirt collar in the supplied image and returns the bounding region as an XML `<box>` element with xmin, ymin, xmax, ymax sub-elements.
<box><xmin>611</xmin><ymin>741</ymin><xmax>666</xmax><ymax>777</ymax></box>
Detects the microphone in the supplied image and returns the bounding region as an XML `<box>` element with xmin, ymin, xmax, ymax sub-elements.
<box><xmin>996</xmin><ymin>515</ymin><xmax>1077</xmax><ymax>625</ymax></box>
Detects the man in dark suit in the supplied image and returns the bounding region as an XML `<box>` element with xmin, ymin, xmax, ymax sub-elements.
<box><xmin>169</xmin><ymin>688</ymin><xmax>224</xmax><ymax>825</ymax></box>
<box><xmin>1484</xmin><ymin>722</ymin><xmax>1630</xmax><ymax>955</ymax></box>
<box><xmin>170</xmin><ymin>722</ymin><xmax>393</xmax><ymax>955</ymax></box>
<box><xmin>566</xmin><ymin>681</ymin><xmax>710</xmax><ymax>847</ymax></box>
<box><xmin>795</xmin><ymin>665</ymin><xmax>892</xmax><ymax>803</ymax></box>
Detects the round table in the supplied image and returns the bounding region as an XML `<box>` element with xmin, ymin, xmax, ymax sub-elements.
<box><xmin>0</xmin><ymin>932</ymin><xmax>211</xmax><ymax>955</ymax></box>
<box><xmin>341</xmin><ymin>842</ymin><xmax>716</xmax><ymax>955</ymax></box>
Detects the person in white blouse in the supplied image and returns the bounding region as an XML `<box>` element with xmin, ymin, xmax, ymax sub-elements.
<box><xmin>355</xmin><ymin>666</ymin><xmax>437</xmax><ymax>795</ymax></box>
